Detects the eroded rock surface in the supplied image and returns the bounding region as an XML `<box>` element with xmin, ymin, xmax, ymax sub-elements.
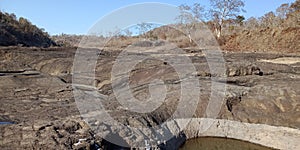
<box><xmin>0</xmin><ymin>46</ymin><xmax>299</xmax><ymax>149</ymax></box>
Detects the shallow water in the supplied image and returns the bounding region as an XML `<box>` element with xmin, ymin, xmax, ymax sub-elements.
<box><xmin>180</xmin><ymin>137</ymin><xmax>275</xmax><ymax>150</ymax></box>
<box><xmin>0</xmin><ymin>122</ymin><xmax>14</xmax><ymax>125</ymax></box>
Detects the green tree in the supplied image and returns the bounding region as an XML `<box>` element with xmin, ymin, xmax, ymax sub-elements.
<box><xmin>9</xmin><ymin>13</ymin><xmax>17</xmax><ymax>21</ymax></box>
<box><xmin>235</xmin><ymin>15</ymin><xmax>245</xmax><ymax>26</ymax></box>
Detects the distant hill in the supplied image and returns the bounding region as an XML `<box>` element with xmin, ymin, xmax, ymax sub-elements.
<box><xmin>51</xmin><ymin>34</ymin><xmax>84</xmax><ymax>47</ymax></box>
<box><xmin>50</xmin><ymin>0</ymin><xmax>299</xmax><ymax>53</ymax></box>
<box><xmin>0</xmin><ymin>11</ymin><xmax>56</xmax><ymax>47</ymax></box>
<box><xmin>146</xmin><ymin>0</ymin><xmax>300</xmax><ymax>52</ymax></box>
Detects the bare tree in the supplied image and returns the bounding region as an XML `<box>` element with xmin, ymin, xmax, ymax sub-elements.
<box><xmin>244</xmin><ymin>17</ymin><xmax>259</xmax><ymax>29</ymax></box>
<box><xmin>192</xmin><ymin>3</ymin><xmax>206</xmax><ymax>21</ymax></box>
<box><xmin>290</xmin><ymin>0</ymin><xmax>300</xmax><ymax>12</ymax></box>
<box><xmin>276</xmin><ymin>3</ymin><xmax>291</xmax><ymax>19</ymax></box>
<box><xmin>176</xmin><ymin>4</ymin><xmax>194</xmax><ymax>24</ymax></box>
<box><xmin>176</xmin><ymin>3</ymin><xmax>205</xmax><ymax>42</ymax></box>
<box><xmin>136</xmin><ymin>22</ymin><xmax>153</xmax><ymax>38</ymax></box>
<box><xmin>176</xmin><ymin>3</ymin><xmax>205</xmax><ymax>24</ymax></box>
<box><xmin>123</xmin><ymin>28</ymin><xmax>132</xmax><ymax>37</ymax></box>
<box><xmin>209</xmin><ymin>0</ymin><xmax>245</xmax><ymax>38</ymax></box>
<box><xmin>259</xmin><ymin>11</ymin><xmax>279</xmax><ymax>27</ymax></box>
<box><xmin>285</xmin><ymin>0</ymin><xmax>300</xmax><ymax>27</ymax></box>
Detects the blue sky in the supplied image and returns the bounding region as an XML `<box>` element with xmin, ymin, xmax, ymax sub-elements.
<box><xmin>0</xmin><ymin>0</ymin><xmax>295</xmax><ymax>35</ymax></box>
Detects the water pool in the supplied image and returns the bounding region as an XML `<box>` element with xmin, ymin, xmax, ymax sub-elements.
<box><xmin>180</xmin><ymin>137</ymin><xmax>275</xmax><ymax>150</ymax></box>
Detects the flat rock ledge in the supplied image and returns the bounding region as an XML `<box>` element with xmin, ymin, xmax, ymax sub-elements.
<box><xmin>180</xmin><ymin>118</ymin><xmax>300</xmax><ymax>150</ymax></box>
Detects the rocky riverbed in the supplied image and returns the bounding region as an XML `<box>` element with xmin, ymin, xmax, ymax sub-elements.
<box><xmin>0</xmin><ymin>46</ymin><xmax>299</xmax><ymax>149</ymax></box>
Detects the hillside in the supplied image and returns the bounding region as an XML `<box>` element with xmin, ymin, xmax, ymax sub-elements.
<box><xmin>224</xmin><ymin>27</ymin><xmax>300</xmax><ymax>52</ymax></box>
<box><xmin>51</xmin><ymin>34</ymin><xmax>84</xmax><ymax>47</ymax></box>
<box><xmin>49</xmin><ymin>0</ymin><xmax>299</xmax><ymax>53</ymax></box>
<box><xmin>0</xmin><ymin>11</ymin><xmax>56</xmax><ymax>47</ymax></box>
<box><xmin>223</xmin><ymin>0</ymin><xmax>299</xmax><ymax>52</ymax></box>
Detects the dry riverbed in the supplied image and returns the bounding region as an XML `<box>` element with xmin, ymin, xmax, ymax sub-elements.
<box><xmin>0</xmin><ymin>46</ymin><xmax>299</xmax><ymax>149</ymax></box>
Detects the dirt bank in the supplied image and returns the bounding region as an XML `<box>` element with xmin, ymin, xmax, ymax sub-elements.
<box><xmin>223</xmin><ymin>27</ymin><xmax>300</xmax><ymax>53</ymax></box>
